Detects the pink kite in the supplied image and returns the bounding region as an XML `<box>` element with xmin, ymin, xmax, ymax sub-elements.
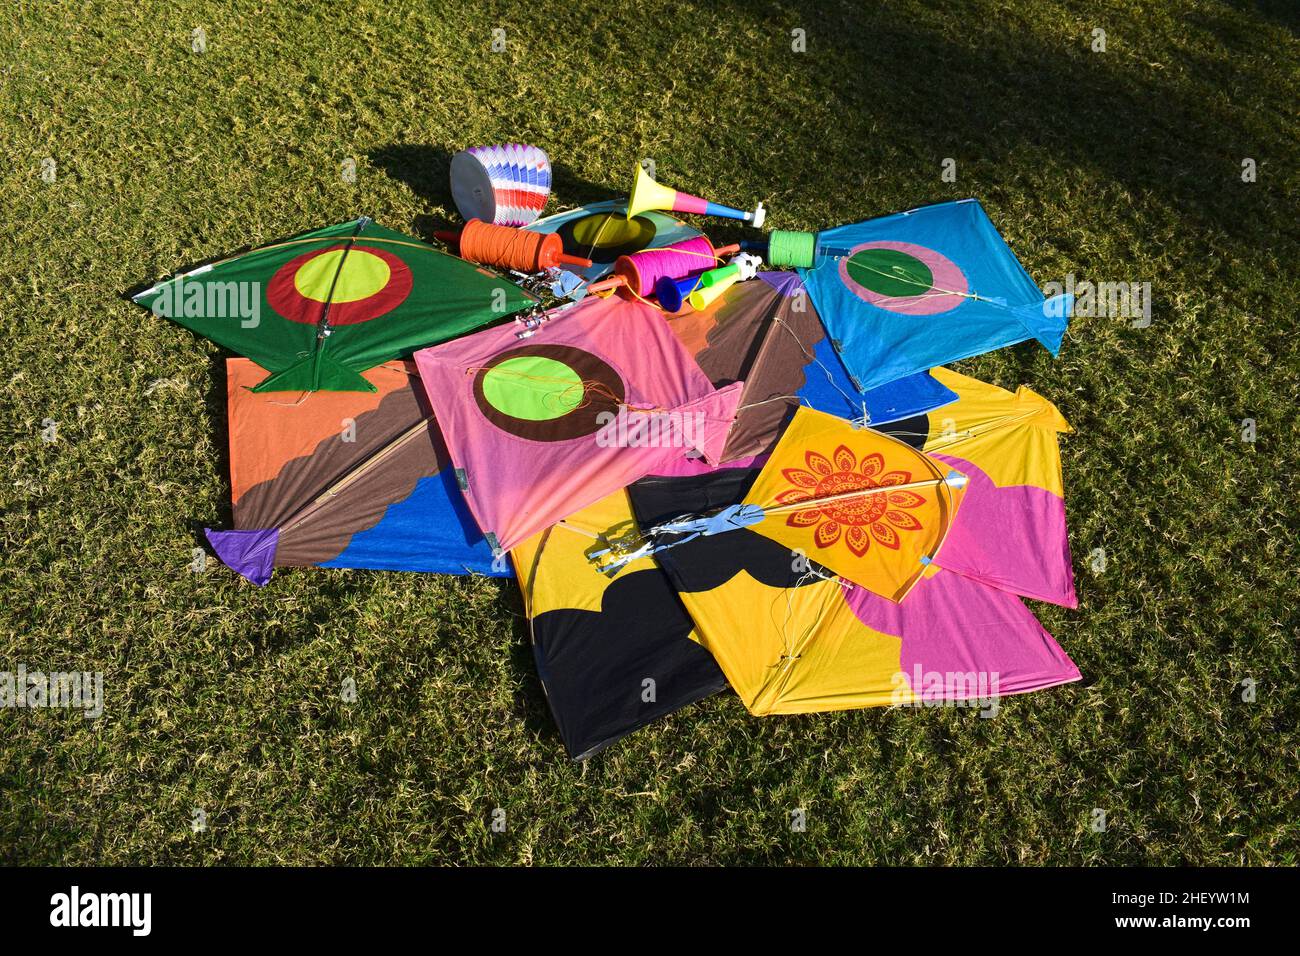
<box><xmin>413</xmin><ymin>294</ymin><xmax>742</xmax><ymax>555</ymax></box>
<box><xmin>919</xmin><ymin>367</ymin><xmax>1078</xmax><ymax>607</ymax></box>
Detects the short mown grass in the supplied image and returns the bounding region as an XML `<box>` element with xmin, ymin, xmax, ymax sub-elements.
<box><xmin>1</xmin><ymin>0</ymin><xmax>1296</xmax><ymax>864</ymax></box>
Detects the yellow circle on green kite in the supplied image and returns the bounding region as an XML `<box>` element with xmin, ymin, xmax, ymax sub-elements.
<box><xmin>481</xmin><ymin>356</ymin><xmax>583</xmax><ymax>421</ymax></box>
<box><xmin>294</xmin><ymin>249</ymin><xmax>392</xmax><ymax>303</ymax></box>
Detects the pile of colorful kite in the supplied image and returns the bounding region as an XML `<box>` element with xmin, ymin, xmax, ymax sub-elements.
<box><xmin>133</xmin><ymin>145</ymin><xmax>1080</xmax><ymax>759</ymax></box>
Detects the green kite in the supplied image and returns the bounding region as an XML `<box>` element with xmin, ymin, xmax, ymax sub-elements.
<box><xmin>132</xmin><ymin>217</ymin><xmax>535</xmax><ymax>392</ymax></box>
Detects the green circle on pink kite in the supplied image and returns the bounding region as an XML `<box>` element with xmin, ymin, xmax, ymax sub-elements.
<box><xmin>480</xmin><ymin>355</ymin><xmax>583</xmax><ymax>421</ymax></box>
<box><xmin>839</xmin><ymin>241</ymin><xmax>968</xmax><ymax>315</ymax></box>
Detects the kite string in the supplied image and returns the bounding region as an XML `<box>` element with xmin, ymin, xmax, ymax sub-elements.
<box><xmin>733</xmin><ymin>393</ymin><xmax>873</xmax><ymax>431</ymax></box>
<box><xmin>573</xmin><ymin>208</ymin><xmax>635</xmax><ymax>263</ymax></box>
<box><xmin>591</xmin><ymin>281</ymin><xmax>666</xmax><ymax>312</ymax></box>
<box><xmin>771</xmin><ymin>566</ymin><xmax>843</xmax><ymax>683</ymax></box>
<box><xmin>577</xmin><ymin>213</ymin><xmax>613</xmax><ymax>261</ymax></box>
<box><xmin>262</xmin><ymin>391</ymin><xmax>312</xmax><ymax>407</ymax></box>
<box><xmin>735</xmin><ymin>393</ymin><xmax>805</xmax><ymax>413</ymax></box>
<box><xmin>770</xmin><ymin>544</ymin><xmax>870</xmax><ymax>688</ymax></box>
<box><xmin>883</xmin><ymin>427</ymin><xmax>973</xmax><ymax>443</ymax></box>
<box><xmin>890</xmin><ymin>405</ymin><xmax>1042</xmax><ymax>449</ymax></box>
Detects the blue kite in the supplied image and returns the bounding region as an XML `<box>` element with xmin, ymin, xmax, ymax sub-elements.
<box><xmin>799</xmin><ymin>199</ymin><xmax>1071</xmax><ymax>392</ymax></box>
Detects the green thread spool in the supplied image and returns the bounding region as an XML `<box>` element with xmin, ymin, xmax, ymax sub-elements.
<box><xmin>767</xmin><ymin>230</ymin><xmax>818</xmax><ymax>268</ymax></box>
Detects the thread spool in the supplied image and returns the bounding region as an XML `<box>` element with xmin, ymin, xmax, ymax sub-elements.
<box><xmin>450</xmin><ymin>144</ymin><xmax>552</xmax><ymax>226</ymax></box>
<box><xmin>588</xmin><ymin>237</ymin><xmax>739</xmax><ymax>297</ymax></box>
<box><xmin>743</xmin><ymin>231</ymin><xmax>857</xmax><ymax>267</ymax></box>
<box><xmin>616</xmin><ymin>236</ymin><xmax>716</xmax><ymax>297</ymax></box>
<box><xmin>438</xmin><ymin>220</ymin><xmax>592</xmax><ymax>273</ymax></box>
<box><xmin>766</xmin><ymin>230</ymin><xmax>818</xmax><ymax>268</ymax></box>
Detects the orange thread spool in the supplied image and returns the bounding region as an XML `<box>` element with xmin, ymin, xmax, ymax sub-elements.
<box><xmin>450</xmin><ymin>219</ymin><xmax>591</xmax><ymax>272</ymax></box>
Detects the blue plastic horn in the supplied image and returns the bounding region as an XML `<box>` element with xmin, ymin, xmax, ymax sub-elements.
<box><xmin>654</xmin><ymin>273</ymin><xmax>707</xmax><ymax>313</ymax></box>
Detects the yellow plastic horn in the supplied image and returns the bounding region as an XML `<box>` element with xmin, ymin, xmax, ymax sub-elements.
<box><xmin>687</xmin><ymin>271</ymin><xmax>741</xmax><ymax>310</ymax></box>
<box><xmin>686</xmin><ymin>252</ymin><xmax>763</xmax><ymax>310</ymax></box>
<box><xmin>626</xmin><ymin>164</ymin><xmax>681</xmax><ymax>220</ymax></box>
<box><xmin>625</xmin><ymin>163</ymin><xmax>766</xmax><ymax>225</ymax></box>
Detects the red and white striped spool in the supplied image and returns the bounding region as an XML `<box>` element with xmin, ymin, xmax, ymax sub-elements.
<box><xmin>450</xmin><ymin>144</ymin><xmax>551</xmax><ymax>227</ymax></box>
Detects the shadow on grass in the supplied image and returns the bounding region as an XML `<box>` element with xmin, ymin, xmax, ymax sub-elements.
<box><xmin>715</xmin><ymin>3</ymin><xmax>1288</xmax><ymax>258</ymax></box>
<box><xmin>370</xmin><ymin>143</ymin><xmax>456</xmax><ymax>211</ymax></box>
<box><xmin>498</xmin><ymin>584</ymin><xmax>565</xmax><ymax>753</ymax></box>
<box><xmin>1221</xmin><ymin>0</ymin><xmax>1299</xmax><ymax>33</ymax></box>
<box><xmin>370</xmin><ymin>142</ymin><xmax>628</xmax><ymax>222</ymax></box>
<box><xmin>190</xmin><ymin>351</ymin><xmax>234</xmax><ymax>547</ymax></box>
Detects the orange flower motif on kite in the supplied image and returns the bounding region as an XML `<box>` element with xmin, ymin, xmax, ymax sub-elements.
<box><xmin>775</xmin><ymin>446</ymin><xmax>927</xmax><ymax>557</ymax></box>
<box><xmin>595</xmin><ymin>409</ymin><xmax>964</xmax><ymax>602</ymax></box>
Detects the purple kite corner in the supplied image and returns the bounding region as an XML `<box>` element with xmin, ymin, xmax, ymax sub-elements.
<box><xmin>204</xmin><ymin>527</ymin><xmax>279</xmax><ymax>586</ymax></box>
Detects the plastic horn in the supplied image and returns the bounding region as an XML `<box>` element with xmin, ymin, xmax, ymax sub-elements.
<box><xmin>686</xmin><ymin>253</ymin><xmax>763</xmax><ymax>310</ymax></box>
<box><xmin>653</xmin><ymin>273</ymin><xmax>707</xmax><ymax>313</ymax></box>
<box><xmin>627</xmin><ymin>164</ymin><xmax>766</xmax><ymax>228</ymax></box>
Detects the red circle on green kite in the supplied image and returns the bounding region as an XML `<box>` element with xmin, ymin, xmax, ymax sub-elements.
<box><xmin>266</xmin><ymin>244</ymin><xmax>413</xmax><ymax>325</ymax></box>
<box><xmin>838</xmin><ymin>241</ymin><xmax>967</xmax><ymax>315</ymax></box>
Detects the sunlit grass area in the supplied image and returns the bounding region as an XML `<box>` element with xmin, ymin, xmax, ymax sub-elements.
<box><xmin>1</xmin><ymin>0</ymin><xmax>1296</xmax><ymax>864</ymax></box>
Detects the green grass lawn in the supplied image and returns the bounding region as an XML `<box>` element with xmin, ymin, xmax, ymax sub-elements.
<box><xmin>1</xmin><ymin>0</ymin><xmax>1297</xmax><ymax>865</ymax></box>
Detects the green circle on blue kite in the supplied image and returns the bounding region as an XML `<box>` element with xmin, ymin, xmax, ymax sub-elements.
<box><xmin>844</xmin><ymin>248</ymin><xmax>933</xmax><ymax>298</ymax></box>
<box><xmin>837</xmin><ymin>241</ymin><xmax>968</xmax><ymax>315</ymax></box>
